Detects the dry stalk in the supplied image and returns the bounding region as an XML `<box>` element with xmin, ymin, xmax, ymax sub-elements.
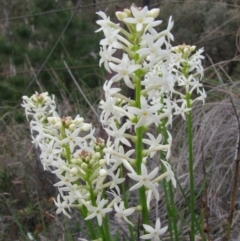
<box><xmin>201</xmin><ymin>144</ymin><xmax>211</xmax><ymax>241</ymax></box>
<box><xmin>225</xmin><ymin>98</ymin><xmax>240</xmax><ymax>241</ymax></box>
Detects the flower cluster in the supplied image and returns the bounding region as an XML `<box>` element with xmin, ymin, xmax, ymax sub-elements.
<box><xmin>22</xmin><ymin>93</ymin><xmax>116</xmax><ymax>223</ymax></box>
<box><xmin>96</xmin><ymin>4</ymin><xmax>205</xmax><ymax>240</ymax></box>
<box><xmin>23</xmin><ymin>4</ymin><xmax>205</xmax><ymax>241</ymax></box>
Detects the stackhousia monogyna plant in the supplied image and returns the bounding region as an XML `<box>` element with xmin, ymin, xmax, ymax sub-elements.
<box><xmin>22</xmin><ymin>4</ymin><xmax>205</xmax><ymax>241</ymax></box>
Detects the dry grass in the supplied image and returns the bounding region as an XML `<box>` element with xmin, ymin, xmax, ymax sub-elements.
<box><xmin>170</xmin><ymin>85</ymin><xmax>240</xmax><ymax>240</ymax></box>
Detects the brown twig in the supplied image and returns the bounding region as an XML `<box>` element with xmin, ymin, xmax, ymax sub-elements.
<box><xmin>225</xmin><ymin>98</ymin><xmax>240</xmax><ymax>241</ymax></box>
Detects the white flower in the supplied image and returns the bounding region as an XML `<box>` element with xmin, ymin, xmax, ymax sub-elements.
<box><xmin>137</xmin><ymin>34</ymin><xmax>166</xmax><ymax>66</ymax></box>
<box><xmin>177</xmin><ymin>74</ymin><xmax>198</xmax><ymax>93</ymax></box>
<box><xmin>99</xmin><ymin>96</ymin><xmax>123</xmax><ymax>124</ymax></box>
<box><xmin>84</xmin><ymin>195</ymin><xmax>112</xmax><ymax>226</ymax></box>
<box><xmin>160</xmin><ymin>160</ymin><xmax>176</xmax><ymax>188</ymax></box>
<box><xmin>142</xmin><ymin>133</ymin><xmax>163</xmax><ymax>158</ymax></box>
<box><xmin>31</xmin><ymin>133</ymin><xmax>43</xmax><ymax>148</ymax></box>
<box><xmin>151</xmin><ymin>160</ymin><xmax>176</xmax><ymax>188</ymax></box>
<box><xmin>188</xmin><ymin>79</ymin><xmax>203</xmax><ymax>95</ymax></box>
<box><xmin>109</xmin><ymin>169</ymin><xmax>125</xmax><ymax>195</ymax></box>
<box><xmin>103</xmin><ymin>80</ymin><xmax>121</xmax><ymax>98</ymax></box>
<box><xmin>140</xmin><ymin>218</ymin><xmax>168</xmax><ymax>241</ymax></box>
<box><xmin>107</xmin><ymin>145</ymin><xmax>135</xmax><ymax>173</ymax></box>
<box><xmin>128</xmin><ymin>163</ymin><xmax>160</xmax><ymax>200</ymax></box>
<box><xmin>143</xmin><ymin>143</ymin><xmax>169</xmax><ymax>158</ymax></box>
<box><xmin>192</xmin><ymin>88</ymin><xmax>206</xmax><ymax>105</ymax></box>
<box><xmin>39</xmin><ymin>139</ymin><xmax>62</xmax><ymax>165</ymax></box>
<box><xmin>128</xmin><ymin>96</ymin><xmax>161</xmax><ymax>128</ymax></box>
<box><xmin>114</xmin><ymin>201</ymin><xmax>135</xmax><ymax>226</ymax></box>
<box><xmin>100</xmin><ymin>27</ymin><xmax>123</xmax><ymax>49</ymax></box>
<box><xmin>105</xmin><ymin>121</ymin><xmax>132</xmax><ymax>148</ymax></box>
<box><xmin>173</xmin><ymin>100</ymin><xmax>191</xmax><ymax>120</ymax></box>
<box><xmin>142</xmin><ymin>71</ymin><xmax>174</xmax><ymax>98</ymax></box>
<box><xmin>154</xmin><ymin>16</ymin><xmax>174</xmax><ymax>41</ymax></box>
<box><xmin>54</xmin><ymin>194</ymin><xmax>71</xmax><ymax>219</ymax></box>
<box><xmin>54</xmin><ymin>171</ymin><xmax>80</xmax><ymax>187</ymax></box>
<box><xmin>124</xmin><ymin>6</ymin><xmax>154</xmax><ymax>32</ymax></box>
<box><xmin>99</xmin><ymin>46</ymin><xmax>116</xmax><ymax>73</ymax></box>
<box><xmin>102</xmin><ymin>138</ymin><xmax>115</xmax><ymax>165</ymax></box>
<box><xmin>158</xmin><ymin>98</ymin><xmax>173</xmax><ymax>128</ymax></box>
<box><xmin>96</xmin><ymin>11</ymin><xmax>116</xmax><ymax>32</ymax></box>
<box><xmin>144</xmin><ymin>20</ymin><xmax>162</xmax><ymax>35</ymax></box>
<box><xmin>59</xmin><ymin>128</ymin><xmax>86</xmax><ymax>152</ymax></box>
<box><xmin>188</xmin><ymin>48</ymin><xmax>205</xmax><ymax>77</ymax></box>
<box><xmin>109</xmin><ymin>53</ymin><xmax>141</xmax><ymax>89</ymax></box>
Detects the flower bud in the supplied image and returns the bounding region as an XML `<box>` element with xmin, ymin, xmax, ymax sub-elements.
<box><xmin>136</xmin><ymin>205</ymin><xmax>142</xmax><ymax>211</ymax></box>
<box><xmin>99</xmin><ymin>168</ymin><xmax>107</xmax><ymax>176</ymax></box>
<box><xmin>73</xmin><ymin>116</ymin><xmax>84</xmax><ymax>125</ymax></box>
<box><xmin>47</xmin><ymin>117</ymin><xmax>55</xmax><ymax>124</ymax></box>
<box><xmin>99</xmin><ymin>159</ymin><xmax>106</xmax><ymax>166</ymax></box>
<box><xmin>60</xmin><ymin>164</ymin><xmax>69</xmax><ymax>171</ymax></box>
<box><xmin>93</xmin><ymin>152</ymin><xmax>101</xmax><ymax>159</ymax></box>
<box><xmin>69</xmin><ymin>123</ymin><xmax>76</xmax><ymax>130</ymax></box>
<box><xmin>115</xmin><ymin>11</ymin><xmax>128</xmax><ymax>21</ymax></box>
<box><xmin>70</xmin><ymin>167</ymin><xmax>78</xmax><ymax>175</ymax></box>
<box><xmin>22</xmin><ymin>96</ymin><xmax>29</xmax><ymax>101</ymax></box>
<box><xmin>71</xmin><ymin>158</ymin><xmax>77</xmax><ymax>164</ymax></box>
<box><xmin>147</xmin><ymin>8</ymin><xmax>160</xmax><ymax>18</ymax></box>
<box><xmin>142</xmin><ymin>157</ymin><xmax>147</xmax><ymax>164</ymax></box>
<box><xmin>123</xmin><ymin>8</ymin><xmax>131</xmax><ymax>17</ymax></box>
<box><xmin>81</xmin><ymin>123</ymin><xmax>92</xmax><ymax>131</ymax></box>
<box><xmin>32</xmin><ymin>96</ymin><xmax>38</xmax><ymax>102</ymax></box>
<box><xmin>172</xmin><ymin>44</ymin><xmax>196</xmax><ymax>59</ymax></box>
<box><xmin>81</xmin><ymin>163</ymin><xmax>88</xmax><ymax>171</ymax></box>
<box><xmin>65</xmin><ymin>116</ymin><xmax>72</xmax><ymax>126</ymax></box>
<box><xmin>190</xmin><ymin>45</ymin><xmax>196</xmax><ymax>52</ymax></box>
<box><xmin>89</xmin><ymin>159</ymin><xmax>96</xmax><ymax>167</ymax></box>
<box><xmin>85</xmin><ymin>156</ymin><xmax>91</xmax><ymax>162</ymax></box>
<box><xmin>42</xmin><ymin>92</ymin><xmax>49</xmax><ymax>99</ymax></box>
<box><xmin>77</xmin><ymin>158</ymin><xmax>83</xmax><ymax>165</ymax></box>
<box><xmin>95</xmin><ymin>145</ymin><xmax>101</xmax><ymax>151</ymax></box>
<box><xmin>55</xmin><ymin>121</ymin><xmax>62</xmax><ymax>129</ymax></box>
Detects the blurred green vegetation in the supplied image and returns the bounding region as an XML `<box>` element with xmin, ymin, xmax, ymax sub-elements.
<box><xmin>0</xmin><ymin>0</ymin><xmax>102</xmax><ymax>122</ymax></box>
<box><xmin>159</xmin><ymin>0</ymin><xmax>240</xmax><ymax>77</ymax></box>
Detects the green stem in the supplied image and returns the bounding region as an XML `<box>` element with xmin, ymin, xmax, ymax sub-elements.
<box><xmin>168</xmin><ymin>182</ymin><xmax>179</xmax><ymax>240</ymax></box>
<box><xmin>161</xmin><ymin>161</ymin><xmax>173</xmax><ymax>240</ymax></box>
<box><xmin>120</xmin><ymin>164</ymin><xmax>135</xmax><ymax>240</ymax></box>
<box><xmin>103</xmin><ymin>216</ymin><xmax>111</xmax><ymax>241</ymax></box>
<box><xmin>186</xmin><ymin>93</ymin><xmax>195</xmax><ymax>240</ymax></box>
<box><xmin>80</xmin><ymin>206</ymin><xmax>97</xmax><ymax>239</ymax></box>
<box><xmin>161</xmin><ymin>118</ymin><xmax>179</xmax><ymax>241</ymax></box>
<box><xmin>88</xmin><ymin>181</ymin><xmax>108</xmax><ymax>241</ymax></box>
<box><xmin>176</xmin><ymin>177</ymin><xmax>206</xmax><ymax>241</ymax></box>
<box><xmin>59</xmin><ymin>127</ymin><xmax>71</xmax><ymax>164</ymax></box>
<box><xmin>135</xmin><ymin>73</ymin><xmax>149</xmax><ymax>227</ymax></box>
<box><xmin>65</xmin><ymin>145</ymin><xmax>71</xmax><ymax>164</ymax></box>
<box><xmin>158</xmin><ymin>123</ymin><xmax>173</xmax><ymax>241</ymax></box>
